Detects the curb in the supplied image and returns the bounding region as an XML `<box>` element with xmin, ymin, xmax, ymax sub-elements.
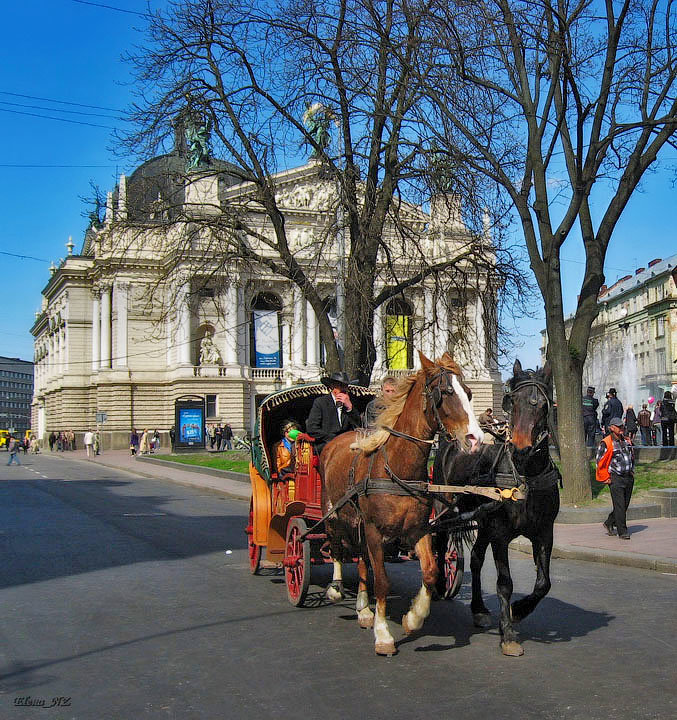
<box><xmin>510</xmin><ymin>537</ymin><xmax>677</xmax><ymax>574</ymax></box>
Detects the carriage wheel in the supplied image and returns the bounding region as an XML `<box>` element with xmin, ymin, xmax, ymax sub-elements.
<box><xmin>284</xmin><ymin>517</ymin><xmax>311</xmax><ymax>606</ymax></box>
<box><xmin>435</xmin><ymin>533</ymin><xmax>465</xmax><ymax>600</ymax></box>
<box><xmin>246</xmin><ymin>499</ymin><xmax>261</xmax><ymax>575</ymax></box>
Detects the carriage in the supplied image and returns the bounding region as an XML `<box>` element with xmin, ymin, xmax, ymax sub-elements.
<box><xmin>245</xmin><ymin>383</ymin><xmax>464</xmax><ymax>607</ymax></box>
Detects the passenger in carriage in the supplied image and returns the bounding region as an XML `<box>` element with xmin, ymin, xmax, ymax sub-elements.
<box><xmin>272</xmin><ymin>420</ymin><xmax>301</xmax><ymax>479</ymax></box>
<box><xmin>363</xmin><ymin>376</ymin><xmax>397</xmax><ymax>428</ymax></box>
<box><xmin>306</xmin><ymin>371</ymin><xmax>362</xmax><ymax>454</ymax></box>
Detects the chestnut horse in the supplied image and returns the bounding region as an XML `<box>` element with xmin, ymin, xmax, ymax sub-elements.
<box><xmin>434</xmin><ymin>359</ymin><xmax>560</xmax><ymax>656</ymax></box>
<box><xmin>319</xmin><ymin>352</ymin><xmax>483</xmax><ymax>656</ymax></box>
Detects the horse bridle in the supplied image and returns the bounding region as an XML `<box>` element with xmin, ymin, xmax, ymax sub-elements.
<box><xmin>382</xmin><ymin>367</ymin><xmax>460</xmax><ymax>446</ymax></box>
<box><xmin>502</xmin><ymin>376</ymin><xmax>553</xmax><ymax>451</ymax></box>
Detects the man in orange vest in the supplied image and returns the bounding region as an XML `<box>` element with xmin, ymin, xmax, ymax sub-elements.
<box><xmin>596</xmin><ymin>416</ymin><xmax>635</xmax><ymax>539</ymax></box>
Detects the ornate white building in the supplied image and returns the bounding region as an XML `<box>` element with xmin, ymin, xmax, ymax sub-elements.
<box><xmin>541</xmin><ymin>254</ymin><xmax>677</xmax><ymax>408</ymax></box>
<box><xmin>31</xmin><ymin>146</ymin><xmax>503</xmax><ymax>449</ymax></box>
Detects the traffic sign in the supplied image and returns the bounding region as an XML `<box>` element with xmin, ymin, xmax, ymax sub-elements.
<box><xmin>96</xmin><ymin>412</ymin><xmax>108</xmax><ymax>424</ymax></box>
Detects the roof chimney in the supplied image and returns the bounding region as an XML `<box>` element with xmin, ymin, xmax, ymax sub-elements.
<box><xmin>648</xmin><ymin>258</ymin><xmax>662</xmax><ymax>268</ymax></box>
<box><xmin>635</xmin><ymin>267</ymin><xmax>645</xmax><ymax>275</ymax></box>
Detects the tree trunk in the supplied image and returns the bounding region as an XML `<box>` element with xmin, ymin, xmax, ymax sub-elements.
<box><xmin>549</xmin><ymin>345</ymin><xmax>592</xmax><ymax>504</ymax></box>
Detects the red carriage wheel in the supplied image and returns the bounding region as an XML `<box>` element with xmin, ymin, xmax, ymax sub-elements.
<box><xmin>284</xmin><ymin>517</ymin><xmax>311</xmax><ymax>606</ymax></box>
<box><xmin>246</xmin><ymin>498</ymin><xmax>261</xmax><ymax>575</ymax></box>
<box><xmin>435</xmin><ymin>533</ymin><xmax>465</xmax><ymax>600</ymax></box>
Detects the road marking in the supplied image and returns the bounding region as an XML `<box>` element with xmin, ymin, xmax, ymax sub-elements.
<box><xmin>121</xmin><ymin>512</ymin><xmax>168</xmax><ymax>517</ymax></box>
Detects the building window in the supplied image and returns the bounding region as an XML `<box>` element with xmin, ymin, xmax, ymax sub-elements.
<box><xmin>206</xmin><ymin>394</ymin><xmax>217</xmax><ymax>418</ymax></box>
<box><xmin>656</xmin><ymin>348</ymin><xmax>667</xmax><ymax>375</ymax></box>
<box><xmin>250</xmin><ymin>292</ymin><xmax>283</xmax><ymax>367</ymax></box>
<box><xmin>386</xmin><ymin>298</ymin><xmax>413</xmax><ymax>370</ymax></box>
<box><xmin>656</xmin><ymin>316</ymin><xmax>665</xmax><ymax>338</ymax></box>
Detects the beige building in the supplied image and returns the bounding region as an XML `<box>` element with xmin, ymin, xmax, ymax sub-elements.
<box><xmin>31</xmin><ymin>146</ymin><xmax>503</xmax><ymax>449</ymax></box>
<box><xmin>541</xmin><ymin>254</ymin><xmax>677</xmax><ymax>408</ymax></box>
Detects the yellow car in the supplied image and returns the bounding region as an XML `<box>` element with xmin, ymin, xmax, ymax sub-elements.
<box><xmin>0</xmin><ymin>430</ymin><xmax>9</xmax><ymax>450</ymax></box>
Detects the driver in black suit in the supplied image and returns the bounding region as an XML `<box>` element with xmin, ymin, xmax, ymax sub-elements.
<box><xmin>306</xmin><ymin>371</ymin><xmax>362</xmax><ymax>455</ymax></box>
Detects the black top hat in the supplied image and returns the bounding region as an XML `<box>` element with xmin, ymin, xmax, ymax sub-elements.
<box><xmin>321</xmin><ymin>371</ymin><xmax>351</xmax><ymax>388</ymax></box>
<box><xmin>607</xmin><ymin>387</ymin><xmax>617</xmax><ymax>396</ymax></box>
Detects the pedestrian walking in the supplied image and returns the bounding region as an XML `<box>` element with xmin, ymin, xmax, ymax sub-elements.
<box><xmin>139</xmin><ymin>429</ymin><xmax>151</xmax><ymax>455</ymax></box>
<box><xmin>84</xmin><ymin>429</ymin><xmax>95</xmax><ymax>459</ymax></box>
<box><xmin>637</xmin><ymin>404</ymin><xmax>652</xmax><ymax>446</ymax></box>
<box><xmin>94</xmin><ymin>430</ymin><xmax>101</xmax><ymax>455</ymax></box>
<box><xmin>152</xmin><ymin>429</ymin><xmax>160</xmax><ymax>453</ymax></box>
<box><xmin>169</xmin><ymin>426</ymin><xmax>175</xmax><ymax>451</ymax></box>
<box><xmin>214</xmin><ymin>425</ymin><xmax>223</xmax><ymax>452</ymax></box>
<box><xmin>661</xmin><ymin>391</ymin><xmax>676</xmax><ymax>446</ymax></box>
<box><xmin>222</xmin><ymin>423</ymin><xmax>233</xmax><ymax>451</ymax></box>
<box><xmin>130</xmin><ymin>428</ymin><xmax>140</xmax><ymax>456</ymax></box>
<box><xmin>6</xmin><ymin>436</ymin><xmax>21</xmax><ymax>466</ymax></box>
<box><xmin>596</xmin><ymin>417</ymin><xmax>635</xmax><ymax>540</ymax></box>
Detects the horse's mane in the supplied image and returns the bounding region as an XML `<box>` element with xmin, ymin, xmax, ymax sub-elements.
<box><xmin>354</xmin><ymin>353</ymin><xmax>463</xmax><ymax>454</ymax></box>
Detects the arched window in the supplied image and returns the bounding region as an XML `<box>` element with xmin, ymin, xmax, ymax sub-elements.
<box><xmin>250</xmin><ymin>292</ymin><xmax>283</xmax><ymax>367</ymax></box>
<box><xmin>386</xmin><ymin>298</ymin><xmax>413</xmax><ymax>370</ymax></box>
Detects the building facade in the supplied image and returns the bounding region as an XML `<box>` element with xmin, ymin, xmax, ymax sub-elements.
<box><xmin>31</xmin><ymin>147</ymin><xmax>503</xmax><ymax>449</ymax></box>
<box><xmin>0</xmin><ymin>356</ymin><xmax>34</xmax><ymax>435</ymax></box>
<box><xmin>541</xmin><ymin>254</ymin><xmax>677</xmax><ymax>408</ymax></box>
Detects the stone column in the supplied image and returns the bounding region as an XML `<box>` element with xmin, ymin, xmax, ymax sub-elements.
<box><xmin>100</xmin><ymin>285</ymin><xmax>112</xmax><ymax>369</ymax></box>
<box><xmin>114</xmin><ymin>282</ymin><xmax>129</xmax><ymax>368</ymax></box>
<box><xmin>237</xmin><ymin>285</ymin><xmax>247</xmax><ymax>366</ymax></box>
<box><xmin>424</xmin><ymin>287</ymin><xmax>435</xmax><ymax>359</ymax></box>
<box><xmin>306</xmin><ymin>301</ymin><xmax>318</xmax><ymax>367</ymax></box>
<box><xmin>374</xmin><ymin>301</ymin><xmax>385</xmax><ymax>374</ymax></box>
<box><xmin>224</xmin><ymin>283</ymin><xmax>238</xmax><ymax>365</ymax></box>
<box><xmin>292</xmin><ymin>289</ymin><xmax>305</xmax><ymax>367</ymax></box>
<box><xmin>282</xmin><ymin>314</ymin><xmax>293</xmax><ymax>375</ymax></box>
<box><xmin>176</xmin><ymin>282</ymin><xmax>192</xmax><ymax>365</ymax></box>
<box><xmin>474</xmin><ymin>294</ymin><xmax>487</xmax><ymax>374</ymax></box>
<box><xmin>438</xmin><ymin>298</ymin><xmax>449</xmax><ymax>357</ymax></box>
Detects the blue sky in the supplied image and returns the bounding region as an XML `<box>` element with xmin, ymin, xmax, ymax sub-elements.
<box><xmin>1</xmin><ymin>0</ymin><xmax>676</xmax><ymax>373</ymax></box>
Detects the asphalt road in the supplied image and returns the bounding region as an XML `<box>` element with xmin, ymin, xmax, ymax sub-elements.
<box><xmin>1</xmin><ymin>454</ymin><xmax>675</xmax><ymax>720</ymax></box>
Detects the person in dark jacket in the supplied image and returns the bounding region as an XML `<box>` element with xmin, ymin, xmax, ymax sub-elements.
<box><xmin>601</xmin><ymin>388</ymin><xmax>623</xmax><ymax>435</ymax></box>
<box><xmin>661</xmin><ymin>390</ymin><xmax>676</xmax><ymax>446</ymax></box>
<box><xmin>582</xmin><ymin>386</ymin><xmax>600</xmax><ymax>447</ymax></box>
<box><xmin>306</xmin><ymin>371</ymin><xmax>361</xmax><ymax>455</ymax></box>
<box><xmin>624</xmin><ymin>405</ymin><xmax>638</xmax><ymax>442</ymax></box>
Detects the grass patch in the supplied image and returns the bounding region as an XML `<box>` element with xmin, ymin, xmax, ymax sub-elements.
<box><xmin>160</xmin><ymin>451</ymin><xmax>250</xmax><ymax>474</ymax></box>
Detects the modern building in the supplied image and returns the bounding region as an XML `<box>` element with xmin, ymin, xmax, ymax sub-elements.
<box><xmin>31</xmin><ymin>134</ymin><xmax>503</xmax><ymax>449</ymax></box>
<box><xmin>541</xmin><ymin>254</ymin><xmax>677</xmax><ymax>408</ymax></box>
<box><xmin>0</xmin><ymin>356</ymin><xmax>34</xmax><ymax>435</ymax></box>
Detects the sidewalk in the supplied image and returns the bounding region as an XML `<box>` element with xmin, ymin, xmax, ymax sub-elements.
<box><xmin>44</xmin><ymin>448</ymin><xmax>677</xmax><ymax>574</ymax></box>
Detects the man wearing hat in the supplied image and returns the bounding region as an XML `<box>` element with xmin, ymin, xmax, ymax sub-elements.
<box><xmin>582</xmin><ymin>386</ymin><xmax>599</xmax><ymax>447</ymax></box>
<box><xmin>595</xmin><ymin>417</ymin><xmax>635</xmax><ymax>539</ymax></box>
<box><xmin>601</xmin><ymin>387</ymin><xmax>623</xmax><ymax>436</ymax></box>
<box><xmin>306</xmin><ymin>371</ymin><xmax>362</xmax><ymax>455</ymax></box>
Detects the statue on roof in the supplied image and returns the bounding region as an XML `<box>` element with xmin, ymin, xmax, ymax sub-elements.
<box><xmin>429</xmin><ymin>145</ymin><xmax>455</xmax><ymax>194</ymax></box>
<box><xmin>302</xmin><ymin>102</ymin><xmax>335</xmax><ymax>159</ymax></box>
<box><xmin>185</xmin><ymin>115</ymin><xmax>212</xmax><ymax>172</ymax></box>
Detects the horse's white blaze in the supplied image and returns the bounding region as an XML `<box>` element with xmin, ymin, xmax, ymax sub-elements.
<box><xmin>404</xmin><ymin>584</ymin><xmax>432</xmax><ymax>632</ymax></box>
<box><xmin>373</xmin><ymin>601</ymin><xmax>394</xmax><ymax>647</ymax></box>
<box><xmin>452</xmin><ymin>374</ymin><xmax>484</xmax><ymax>445</ymax></box>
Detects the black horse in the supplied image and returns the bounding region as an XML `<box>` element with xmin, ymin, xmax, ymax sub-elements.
<box><xmin>434</xmin><ymin>359</ymin><xmax>560</xmax><ymax>656</ymax></box>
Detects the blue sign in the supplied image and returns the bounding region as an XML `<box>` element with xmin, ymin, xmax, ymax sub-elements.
<box><xmin>178</xmin><ymin>408</ymin><xmax>204</xmax><ymax>444</ymax></box>
<box><xmin>253</xmin><ymin>309</ymin><xmax>281</xmax><ymax>367</ymax></box>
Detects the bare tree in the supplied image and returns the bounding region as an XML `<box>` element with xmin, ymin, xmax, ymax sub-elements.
<box><xmin>421</xmin><ymin>0</ymin><xmax>677</xmax><ymax>502</ymax></box>
<box><xmin>116</xmin><ymin>0</ymin><xmax>527</xmax><ymax>384</ymax></box>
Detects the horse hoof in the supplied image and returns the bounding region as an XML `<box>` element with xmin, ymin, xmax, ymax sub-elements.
<box><xmin>473</xmin><ymin>613</ymin><xmax>492</xmax><ymax>629</ymax></box>
<box><xmin>358</xmin><ymin>615</ymin><xmax>374</xmax><ymax>629</ymax></box>
<box><xmin>501</xmin><ymin>641</ymin><xmax>524</xmax><ymax>657</ymax></box>
<box><xmin>325</xmin><ymin>584</ymin><xmax>345</xmax><ymax>603</ymax></box>
<box><xmin>375</xmin><ymin>641</ymin><xmax>397</xmax><ymax>656</ymax></box>
<box><xmin>402</xmin><ymin>615</ymin><xmax>412</xmax><ymax>635</ymax></box>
